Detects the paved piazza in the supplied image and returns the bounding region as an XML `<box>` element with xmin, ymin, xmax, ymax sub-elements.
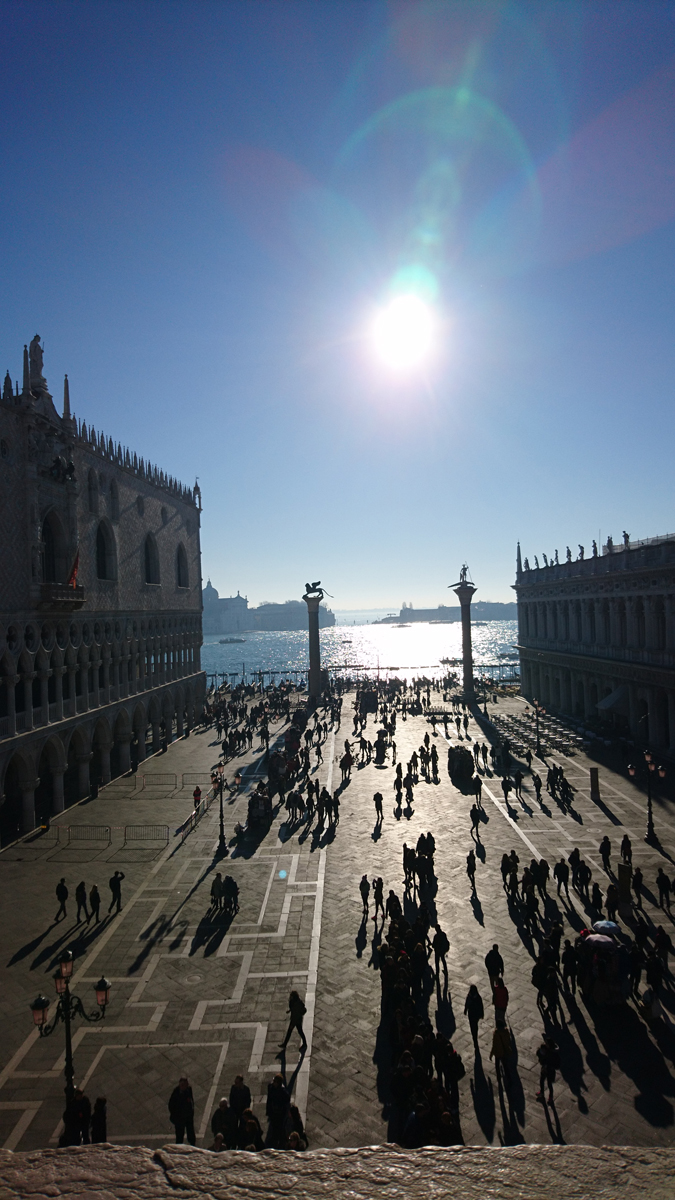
<box><xmin>1</xmin><ymin>694</ymin><xmax>675</xmax><ymax>1151</ymax></box>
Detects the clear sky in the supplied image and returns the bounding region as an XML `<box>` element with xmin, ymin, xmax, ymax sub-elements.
<box><xmin>2</xmin><ymin>1</ymin><xmax>675</xmax><ymax>607</ymax></box>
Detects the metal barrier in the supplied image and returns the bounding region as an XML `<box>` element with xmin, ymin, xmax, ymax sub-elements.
<box><xmin>178</xmin><ymin>788</ymin><xmax>216</xmax><ymax>843</ymax></box>
<box><xmin>66</xmin><ymin>825</ymin><xmax>111</xmax><ymax>844</ymax></box>
<box><xmin>182</xmin><ymin>772</ymin><xmax>214</xmax><ymax>787</ymax></box>
<box><xmin>141</xmin><ymin>773</ymin><xmax>177</xmax><ymax>789</ymax></box>
<box><xmin>124</xmin><ymin>825</ymin><xmax>169</xmax><ymax>844</ymax></box>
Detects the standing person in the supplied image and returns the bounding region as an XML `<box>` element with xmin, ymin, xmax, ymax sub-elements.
<box><xmin>464</xmin><ymin>984</ymin><xmax>484</xmax><ymax>1048</ymax></box>
<box><xmin>492</xmin><ymin>977</ymin><xmax>509</xmax><ymax>1026</ymax></box>
<box><xmin>279</xmin><ymin>990</ymin><xmax>307</xmax><ymax>1051</ymax></box>
<box><xmin>599</xmin><ymin>836</ymin><xmax>611</xmax><ymax>874</ymax></box>
<box><xmin>265</xmin><ymin>1074</ymin><xmax>291</xmax><ymax>1149</ymax></box>
<box><xmin>75</xmin><ymin>881</ymin><xmax>89</xmax><ymax>924</ymax></box>
<box><xmin>90</xmin><ymin>1097</ymin><xmax>107</xmax><ymax>1144</ymax></box>
<box><xmin>108</xmin><ymin>870</ymin><xmax>125</xmax><ymax>914</ymax></box>
<box><xmin>193</xmin><ymin>785</ymin><xmax>202</xmax><ymax>813</ymax></box>
<box><xmin>372</xmin><ymin>877</ymin><xmax>384</xmax><ymax>922</ymax></box>
<box><xmin>632</xmin><ymin>866</ymin><xmax>644</xmax><ymax>909</ymax></box>
<box><xmin>536</xmin><ymin>1037</ymin><xmax>560</xmax><ymax>1106</ymax></box>
<box><xmin>89</xmin><ymin>883</ymin><xmax>101</xmax><ymax>924</ymax></box>
<box><xmin>489</xmin><ymin>1024</ymin><xmax>513</xmax><ymax>1085</ymax></box>
<box><xmin>433</xmin><ymin>926</ymin><xmax>450</xmax><ymax>990</ymax></box>
<box><xmin>359</xmin><ymin>874</ymin><xmax>370</xmax><ymax>914</ymax></box>
<box><xmin>621</xmin><ymin>834</ymin><xmax>632</xmax><ymax>865</ymax></box>
<box><xmin>211</xmin><ymin>1098</ymin><xmax>238</xmax><ymax>1149</ymax></box>
<box><xmin>168</xmin><ymin>1076</ymin><xmax>196</xmax><ymax>1145</ymax></box>
<box><xmin>55</xmin><ymin>878</ymin><xmax>68</xmax><ymax>922</ymax></box>
<box><xmin>561</xmin><ymin>939</ymin><xmax>578</xmax><ymax>995</ymax></box>
<box><xmin>657</xmin><ymin>868</ymin><xmax>671</xmax><ymax>910</ymax></box>
<box><xmin>466</xmin><ymin>849</ymin><xmax>477</xmax><ymax>892</ymax></box>
<box><xmin>553</xmin><ymin>858</ymin><xmax>570</xmax><ymax>899</ymax></box>
<box><xmin>485</xmin><ymin>944</ymin><xmax>504</xmax><ymax>985</ymax></box>
<box><xmin>373</xmin><ymin>792</ymin><xmax>384</xmax><ymax>823</ymax></box>
<box><xmin>229</xmin><ymin>1075</ymin><xmax>251</xmax><ymax>1121</ymax></box>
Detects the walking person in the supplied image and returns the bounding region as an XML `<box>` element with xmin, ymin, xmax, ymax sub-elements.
<box><xmin>621</xmin><ymin>834</ymin><xmax>632</xmax><ymax>865</ymax></box>
<box><xmin>632</xmin><ymin>866</ymin><xmax>644</xmax><ymax>909</ymax></box>
<box><xmin>75</xmin><ymin>881</ymin><xmax>89</xmax><ymax>924</ymax></box>
<box><xmin>464</xmin><ymin>984</ymin><xmax>484</xmax><ymax>1049</ymax></box>
<box><xmin>359</xmin><ymin>874</ymin><xmax>370</xmax><ymax>914</ymax></box>
<box><xmin>489</xmin><ymin>1024</ymin><xmax>513</xmax><ymax>1086</ymax></box>
<box><xmin>536</xmin><ymin>1036</ymin><xmax>560</xmax><ymax>1106</ymax></box>
<box><xmin>372</xmin><ymin>877</ymin><xmax>384</xmax><ymax>922</ymax></box>
<box><xmin>168</xmin><ymin>1076</ymin><xmax>196</xmax><ymax>1145</ymax></box>
<box><xmin>107</xmin><ymin>870</ymin><xmax>125</xmax><ymax>914</ymax></box>
<box><xmin>373</xmin><ymin>791</ymin><xmax>383</xmax><ymax>823</ymax></box>
<box><xmin>279</xmin><ymin>990</ymin><xmax>308</xmax><ymax>1051</ymax></box>
<box><xmin>55</xmin><ymin>878</ymin><xmax>68</xmax><ymax>922</ymax></box>
<box><xmin>89</xmin><ymin>883</ymin><xmax>101</xmax><ymax>924</ymax></box>
<box><xmin>657</xmin><ymin>867</ymin><xmax>671</xmax><ymax>910</ymax></box>
<box><xmin>485</xmin><ymin>944</ymin><xmax>504</xmax><ymax>986</ymax></box>
<box><xmin>466</xmin><ymin>849</ymin><xmax>477</xmax><ymax>892</ymax></box>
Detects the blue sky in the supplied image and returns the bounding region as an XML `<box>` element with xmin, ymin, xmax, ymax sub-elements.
<box><xmin>1</xmin><ymin>1</ymin><xmax>674</xmax><ymax>607</ymax></box>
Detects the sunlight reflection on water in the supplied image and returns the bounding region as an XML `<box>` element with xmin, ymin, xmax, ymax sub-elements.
<box><xmin>202</xmin><ymin>620</ymin><xmax>518</xmax><ymax>681</ymax></box>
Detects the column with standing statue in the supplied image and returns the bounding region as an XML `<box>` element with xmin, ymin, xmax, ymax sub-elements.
<box><xmin>303</xmin><ymin>582</ymin><xmax>324</xmax><ymax>705</ymax></box>
<box><xmin>451</xmin><ymin>565</ymin><xmax>477</xmax><ymax>702</ymax></box>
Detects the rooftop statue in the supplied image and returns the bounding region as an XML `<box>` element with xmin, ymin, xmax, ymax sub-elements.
<box><xmin>29</xmin><ymin>334</ymin><xmax>50</xmax><ymax>395</ymax></box>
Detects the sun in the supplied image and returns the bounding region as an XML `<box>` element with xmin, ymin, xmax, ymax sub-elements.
<box><xmin>371</xmin><ymin>293</ymin><xmax>436</xmax><ymax>371</ymax></box>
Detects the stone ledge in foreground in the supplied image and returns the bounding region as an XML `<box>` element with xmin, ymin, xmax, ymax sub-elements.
<box><xmin>0</xmin><ymin>1144</ymin><xmax>674</xmax><ymax>1200</ymax></box>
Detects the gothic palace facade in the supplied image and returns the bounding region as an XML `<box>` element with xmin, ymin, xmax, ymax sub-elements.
<box><xmin>0</xmin><ymin>337</ymin><xmax>205</xmax><ymax>844</ymax></box>
<box><xmin>515</xmin><ymin>536</ymin><xmax>675</xmax><ymax>751</ymax></box>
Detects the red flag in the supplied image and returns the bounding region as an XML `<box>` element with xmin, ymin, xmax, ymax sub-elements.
<box><xmin>67</xmin><ymin>551</ymin><xmax>79</xmax><ymax>589</ymax></box>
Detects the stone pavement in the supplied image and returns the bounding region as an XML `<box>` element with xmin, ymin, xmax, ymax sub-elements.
<box><xmin>1</xmin><ymin>693</ymin><xmax>675</xmax><ymax>1151</ymax></box>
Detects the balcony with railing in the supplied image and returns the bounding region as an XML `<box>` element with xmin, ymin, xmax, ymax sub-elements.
<box><xmin>39</xmin><ymin>583</ymin><xmax>85</xmax><ymax>611</ymax></box>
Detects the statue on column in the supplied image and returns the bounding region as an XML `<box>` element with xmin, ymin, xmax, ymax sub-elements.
<box><xmin>29</xmin><ymin>334</ymin><xmax>50</xmax><ymax>397</ymax></box>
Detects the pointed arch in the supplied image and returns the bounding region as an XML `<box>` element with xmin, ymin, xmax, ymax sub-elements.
<box><xmin>144</xmin><ymin>533</ymin><xmax>160</xmax><ymax>585</ymax></box>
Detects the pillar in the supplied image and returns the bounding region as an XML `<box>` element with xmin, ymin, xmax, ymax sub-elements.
<box><xmin>77</xmin><ymin>754</ymin><xmax>91</xmax><ymax>799</ymax></box>
<box><xmin>52</xmin><ymin>769</ymin><xmax>65</xmax><ymax>814</ymax></box>
<box><xmin>453</xmin><ymin>570</ymin><xmax>477</xmax><ymax>701</ymax></box>
<box><xmin>303</xmin><ymin>592</ymin><xmax>322</xmax><ymax>702</ymax></box>
<box><xmin>90</xmin><ymin>656</ymin><xmax>100</xmax><ymax>709</ymax></box>
<box><xmin>176</xmin><ymin>707</ymin><xmax>184</xmax><ymax>738</ymax></box>
<box><xmin>55</xmin><ymin>667</ymin><xmax>64</xmax><ymax>722</ymax></box>
<box><xmin>152</xmin><ymin>721</ymin><xmax>161</xmax><ymax>754</ymax></box>
<box><xmin>667</xmin><ymin>691</ymin><xmax>675</xmax><ymax>752</ymax></box>
<box><xmin>23</xmin><ymin>673</ymin><xmax>35</xmax><ymax>731</ymax></box>
<box><xmin>102</xmin><ymin>655</ymin><xmax>111</xmax><ymax>705</ymax></box>
<box><xmin>67</xmin><ymin>665</ymin><xmax>77</xmax><ymax>715</ymax></box>
<box><xmin>21</xmin><ymin>779</ymin><xmax>38</xmax><ymax>833</ymax></box>
<box><xmin>39</xmin><ymin>671</ymin><xmax>49</xmax><ymax>725</ymax></box>
<box><xmin>99</xmin><ymin>744</ymin><xmax>111</xmax><ymax>786</ymax></box>
<box><xmin>118</xmin><ymin>738</ymin><xmax>131</xmax><ymax>774</ymax></box>
<box><xmin>136</xmin><ymin>725</ymin><xmax>147</xmax><ymax>763</ymax></box>
<box><xmin>6</xmin><ymin>674</ymin><xmax>17</xmax><ymax>737</ymax></box>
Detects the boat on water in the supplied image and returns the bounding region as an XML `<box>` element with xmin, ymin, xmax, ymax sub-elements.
<box><xmin>393</xmin><ymin>623</ymin><xmax>411</xmax><ymax>628</ymax></box>
<box><xmin>219</xmin><ymin>638</ymin><xmax>246</xmax><ymax>644</ymax></box>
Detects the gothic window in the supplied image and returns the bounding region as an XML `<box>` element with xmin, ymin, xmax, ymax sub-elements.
<box><xmin>654</xmin><ymin>598</ymin><xmax>666</xmax><ymax>650</ymax></box>
<box><xmin>635</xmin><ymin>598</ymin><xmax>646</xmax><ymax>648</ymax></box>
<box><xmin>87</xmin><ymin>469</ymin><xmax>98</xmax><ymax>515</ymax></box>
<box><xmin>96</xmin><ymin>521</ymin><xmax>117</xmax><ymax>581</ymax></box>
<box><xmin>144</xmin><ymin>533</ymin><xmax>160</xmax><ymax>585</ymax></box>
<box><xmin>176</xmin><ymin>544</ymin><xmax>189</xmax><ymax>589</ymax></box>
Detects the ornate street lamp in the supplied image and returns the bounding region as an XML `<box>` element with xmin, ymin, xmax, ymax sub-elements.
<box><xmin>628</xmin><ymin>752</ymin><xmax>666</xmax><ymax>844</ymax></box>
<box><xmin>29</xmin><ymin>952</ymin><xmax>110</xmax><ymax>1099</ymax></box>
<box><xmin>217</xmin><ymin>762</ymin><xmax>226</xmax><ymax>854</ymax></box>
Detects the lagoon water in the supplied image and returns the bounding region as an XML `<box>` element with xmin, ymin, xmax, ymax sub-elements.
<box><xmin>201</xmin><ymin>619</ymin><xmax>518</xmax><ymax>684</ymax></box>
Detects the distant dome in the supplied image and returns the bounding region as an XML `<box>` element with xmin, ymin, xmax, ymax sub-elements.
<box><xmin>203</xmin><ymin>580</ymin><xmax>219</xmax><ymax>601</ymax></box>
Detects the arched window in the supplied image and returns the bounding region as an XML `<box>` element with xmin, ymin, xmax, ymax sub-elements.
<box><xmin>41</xmin><ymin>511</ymin><xmax>67</xmax><ymax>582</ymax></box>
<box><xmin>144</xmin><ymin>533</ymin><xmax>160</xmax><ymax>585</ymax></box>
<box><xmin>87</xmin><ymin>469</ymin><xmax>98</xmax><ymax>515</ymax></box>
<box><xmin>96</xmin><ymin>521</ymin><xmax>117</xmax><ymax>580</ymax></box>
<box><xmin>176</xmin><ymin>544</ymin><xmax>189</xmax><ymax>589</ymax></box>
<box><xmin>109</xmin><ymin>479</ymin><xmax>120</xmax><ymax>521</ymax></box>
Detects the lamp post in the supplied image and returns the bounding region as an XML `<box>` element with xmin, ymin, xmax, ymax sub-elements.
<box><xmin>30</xmin><ymin>951</ymin><xmax>110</xmax><ymax>1100</ymax></box>
<box><xmin>628</xmin><ymin>751</ymin><xmax>666</xmax><ymax>844</ymax></box>
<box><xmin>532</xmin><ymin>698</ymin><xmax>544</xmax><ymax>758</ymax></box>
<box><xmin>217</xmin><ymin>762</ymin><xmax>226</xmax><ymax>853</ymax></box>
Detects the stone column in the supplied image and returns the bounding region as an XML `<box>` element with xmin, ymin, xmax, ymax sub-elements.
<box><xmin>120</xmin><ymin>656</ymin><xmax>129</xmax><ymax>699</ymax></box>
<box><xmin>136</xmin><ymin>724</ymin><xmax>147</xmax><ymax>763</ymax></box>
<box><xmin>77</xmin><ymin>753</ymin><xmax>92</xmax><ymax>800</ymax></box>
<box><xmin>152</xmin><ymin>721</ymin><xmax>161</xmax><ymax>754</ymax></box>
<box><xmin>99</xmin><ymin>744</ymin><xmax>111</xmax><ymax>786</ymax></box>
<box><xmin>23</xmin><ymin>673</ymin><xmax>35</xmax><ymax>731</ymax></box>
<box><xmin>667</xmin><ymin>691</ymin><xmax>675</xmax><ymax>752</ymax></box>
<box><xmin>626</xmin><ymin>599</ymin><xmax>639</xmax><ymax>648</ymax></box>
<box><xmin>176</xmin><ymin>707</ymin><xmax>184</xmax><ymax>738</ymax></box>
<box><xmin>67</xmin><ymin>665</ymin><xmax>77</xmax><ymax>716</ymax></box>
<box><xmin>665</xmin><ymin>596</ymin><xmax>675</xmax><ymax>651</ymax></box>
<box><xmin>110</xmin><ymin>655</ymin><xmax>119</xmax><ymax>702</ymax></box>
<box><xmin>39</xmin><ymin>670</ymin><xmax>50</xmax><ymax>725</ymax></box>
<box><xmin>52</xmin><ymin>769</ymin><xmax>65</xmax><ymax>814</ymax></box>
<box><xmin>90</xmin><ymin>655</ymin><xmax>101</xmax><ymax>709</ymax></box>
<box><xmin>628</xmin><ymin>684</ymin><xmax>640</xmax><ymax>738</ymax></box>
<box><xmin>118</xmin><ymin>738</ymin><xmax>131</xmax><ymax>775</ymax></box>
<box><xmin>102</xmin><ymin>653</ymin><xmax>111</xmax><ymax>705</ymax></box>
<box><xmin>6</xmin><ymin>675</ymin><xmax>17</xmax><ymax>737</ymax></box>
<box><xmin>303</xmin><ymin>591</ymin><xmax>322</xmax><ymax>702</ymax></box>
<box><xmin>55</xmin><ymin>667</ymin><xmax>64</xmax><ymax>721</ymax></box>
<box><xmin>453</xmin><ymin>573</ymin><xmax>478</xmax><ymax>701</ymax></box>
<box><xmin>21</xmin><ymin>778</ymin><xmax>38</xmax><ymax>833</ymax></box>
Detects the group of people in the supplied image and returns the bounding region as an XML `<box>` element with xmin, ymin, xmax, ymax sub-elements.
<box><xmin>54</xmin><ymin>871</ymin><xmax>125</xmax><ymax>924</ymax></box>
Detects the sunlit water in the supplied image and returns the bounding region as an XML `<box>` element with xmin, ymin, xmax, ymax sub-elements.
<box><xmin>201</xmin><ymin>620</ymin><xmax>518</xmax><ymax>684</ymax></box>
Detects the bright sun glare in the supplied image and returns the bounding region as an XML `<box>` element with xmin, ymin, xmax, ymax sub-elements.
<box><xmin>371</xmin><ymin>293</ymin><xmax>436</xmax><ymax>371</ymax></box>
